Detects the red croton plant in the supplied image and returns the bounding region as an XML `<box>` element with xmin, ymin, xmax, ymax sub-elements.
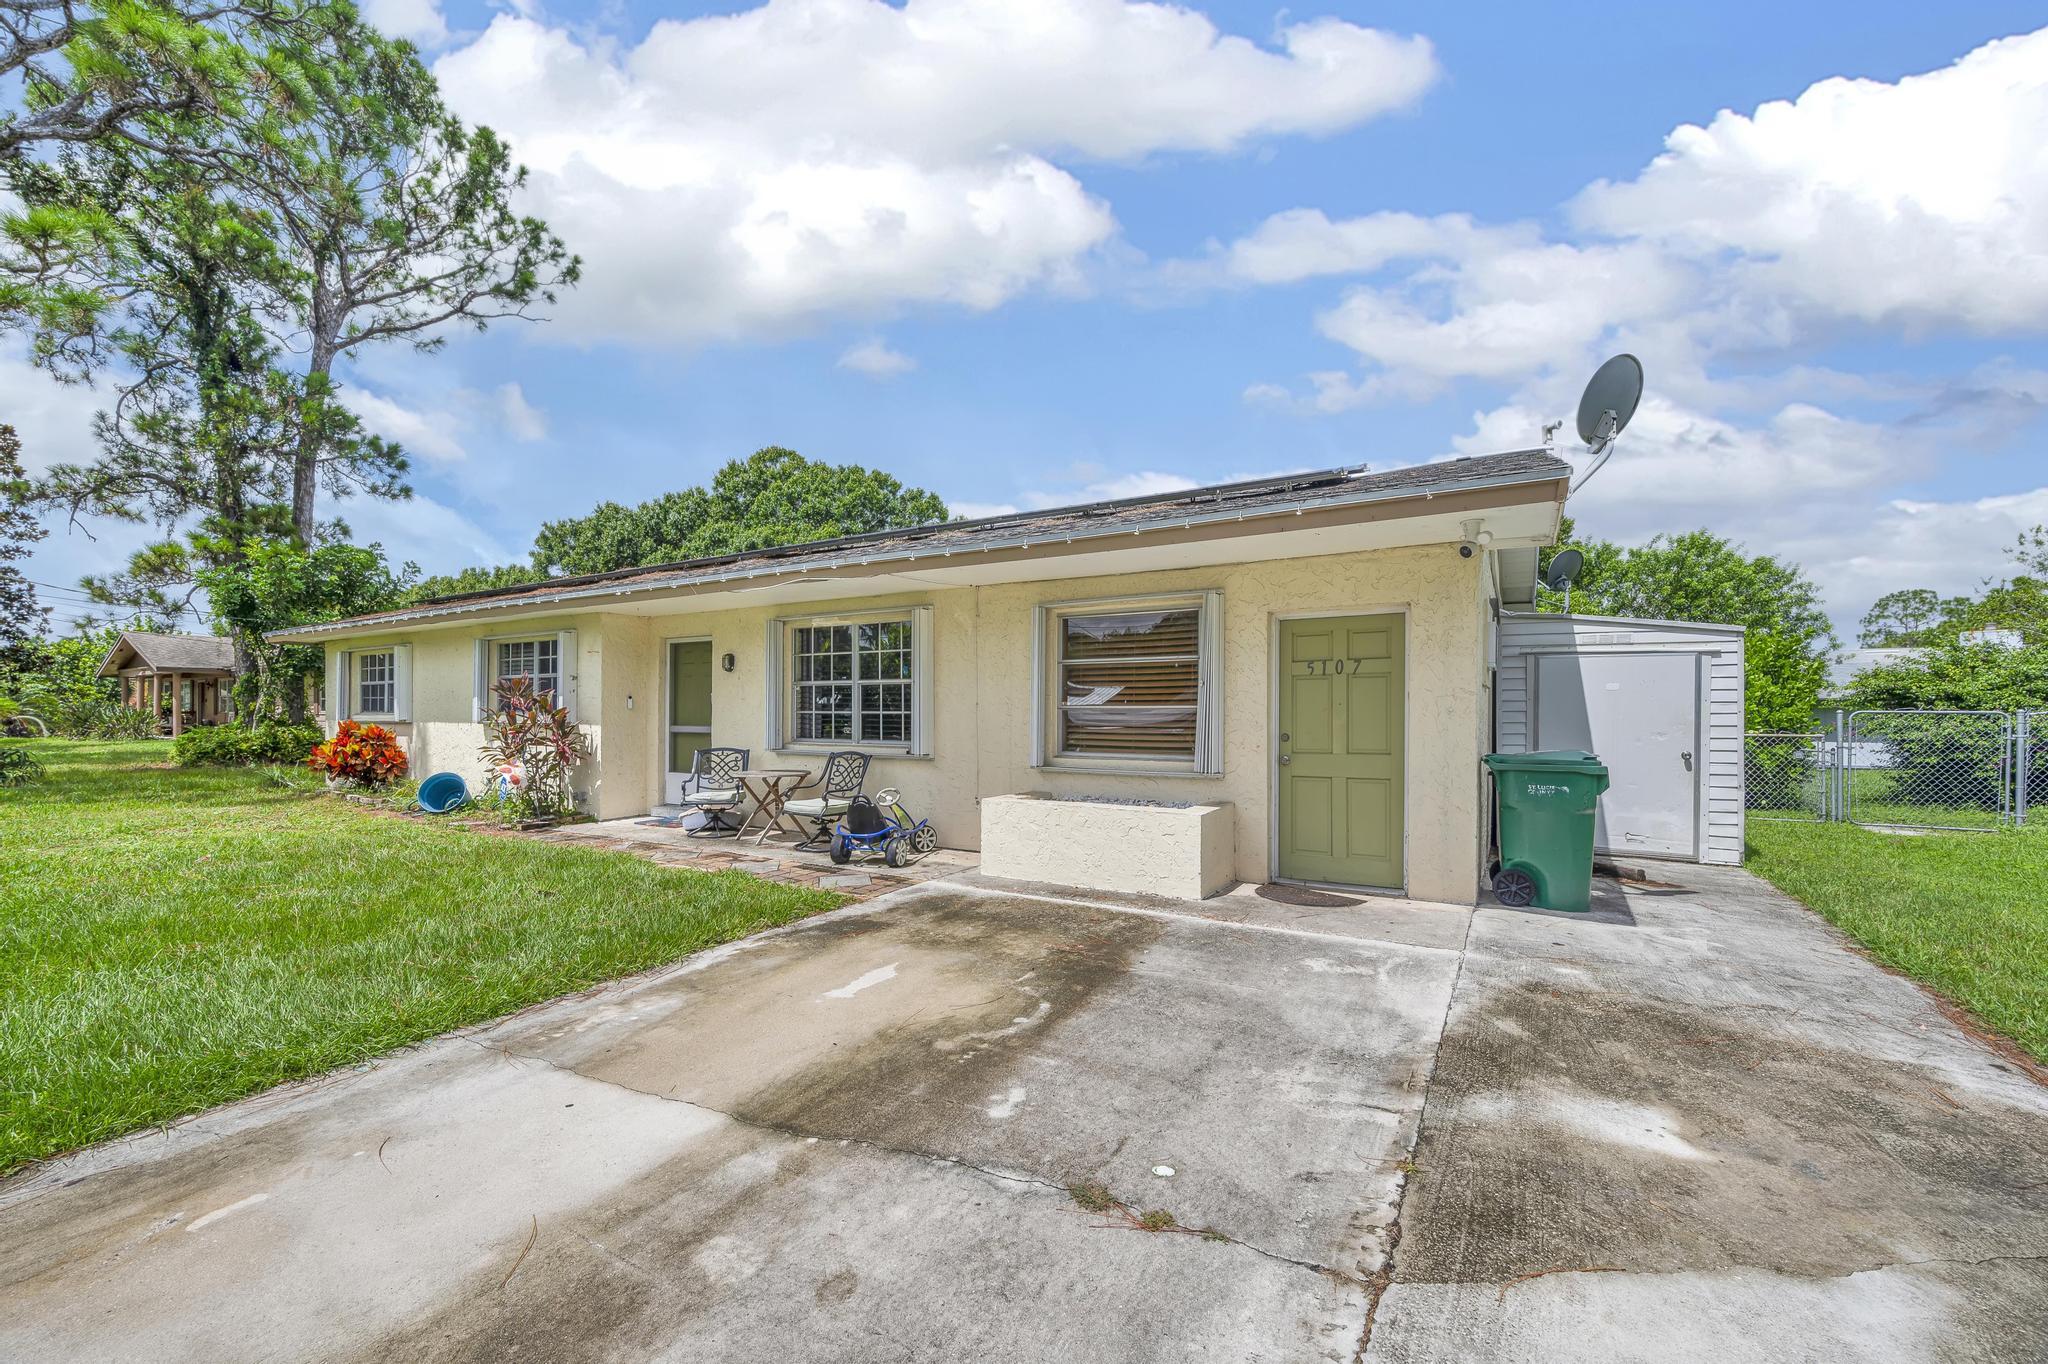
<box><xmin>307</xmin><ymin>720</ymin><xmax>409</xmax><ymax>786</ymax></box>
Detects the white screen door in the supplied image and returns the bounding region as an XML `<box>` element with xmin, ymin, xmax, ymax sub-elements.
<box><xmin>664</xmin><ymin>640</ymin><xmax>713</xmax><ymax>804</ymax></box>
<box><xmin>1535</xmin><ymin>651</ymin><xmax>1699</xmax><ymax>858</ymax></box>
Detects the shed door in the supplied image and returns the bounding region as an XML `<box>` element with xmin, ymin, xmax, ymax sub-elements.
<box><xmin>1535</xmin><ymin>652</ymin><xmax>1699</xmax><ymax>859</ymax></box>
<box><xmin>1277</xmin><ymin>615</ymin><xmax>1405</xmax><ymax>890</ymax></box>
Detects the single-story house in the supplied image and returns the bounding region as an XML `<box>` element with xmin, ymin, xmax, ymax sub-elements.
<box><xmin>270</xmin><ymin>449</ymin><xmax>1572</xmax><ymax>905</ymax></box>
<box><xmin>98</xmin><ymin>631</ymin><xmax>237</xmax><ymax>735</ymax></box>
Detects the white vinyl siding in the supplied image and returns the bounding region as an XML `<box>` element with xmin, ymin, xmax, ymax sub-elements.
<box><xmin>1494</xmin><ymin>611</ymin><xmax>1745</xmax><ymax>866</ymax></box>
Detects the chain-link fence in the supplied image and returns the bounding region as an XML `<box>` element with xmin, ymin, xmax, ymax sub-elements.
<box><xmin>1844</xmin><ymin>710</ymin><xmax>2012</xmax><ymax>831</ymax></box>
<box><xmin>1745</xmin><ymin>710</ymin><xmax>2048</xmax><ymax>833</ymax></box>
<box><xmin>1743</xmin><ymin>732</ymin><xmax>1832</xmax><ymax>822</ymax></box>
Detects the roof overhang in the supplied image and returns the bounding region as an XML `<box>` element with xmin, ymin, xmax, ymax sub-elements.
<box><xmin>272</xmin><ymin>465</ymin><xmax>1569</xmax><ymax>644</ymax></box>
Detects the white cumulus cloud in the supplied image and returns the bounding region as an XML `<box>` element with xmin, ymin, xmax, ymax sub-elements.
<box><xmin>360</xmin><ymin>0</ymin><xmax>449</xmax><ymax>47</ymax></box>
<box><xmin>431</xmin><ymin>0</ymin><xmax>1439</xmax><ymax>344</ymax></box>
<box><xmin>1220</xmin><ymin>26</ymin><xmax>2048</xmax><ymax>402</ymax></box>
<box><xmin>838</xmin><ymin>337</ymin><xmax>917</xmax><ymax>378</ymax></box>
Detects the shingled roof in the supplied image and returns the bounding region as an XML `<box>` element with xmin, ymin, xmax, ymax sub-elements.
<box><xmin>276</xmin><ymin>447</ymin><xmax>1570</xmax><ymax>640</ymax></box>
<box><xmin>97</xmin><ymin>631</ymin><xmax>238</xmax><ymax>676</ymax></box>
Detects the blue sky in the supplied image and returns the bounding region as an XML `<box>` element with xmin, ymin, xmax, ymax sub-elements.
<box><xmin>12</xmin><ymin>0</ymin><xmax>2048</xmax><ymax>637</ymax></box>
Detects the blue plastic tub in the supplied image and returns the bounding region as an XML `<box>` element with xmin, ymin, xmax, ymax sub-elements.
<box><xmin>416</xmin><ymin>771</ymin><xmax>470</xmax><ymax>814</ymax></box>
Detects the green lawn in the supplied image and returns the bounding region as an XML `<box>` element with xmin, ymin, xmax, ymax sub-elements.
<box><xmin>0</xmin><ymin>740</ymin><xmax>839</xmax><ymax>1175</ymax></box>
<box><xmin>1746</xmin><ymin>820</ymin><xmax>2048</xmax><ymax>1062</ymax></box>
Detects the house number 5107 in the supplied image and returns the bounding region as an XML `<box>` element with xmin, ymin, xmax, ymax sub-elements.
<box><xmin>1299</xmin><ymin>658</ymin><xmax>1367</xmax><ymax>675</ymax></box>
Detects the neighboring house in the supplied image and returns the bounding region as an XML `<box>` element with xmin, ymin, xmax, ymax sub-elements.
<box><xmin>271</xmin><ymin>450</ymin><xmax>1571</xmax><ymax>905</ymax></box>
<box><xmin>1815</xmin><ymin>647</ymin><xmax>1931</xmax><ymax>733</ymax></box>
<box><xmin>97</xmin><ymin>632</ymin><xmax>237</xmax><ymax>735</ymax></box>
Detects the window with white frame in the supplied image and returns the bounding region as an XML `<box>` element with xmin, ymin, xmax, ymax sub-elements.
<box><xmin>791</xmin><ymin>618</ymin><xmax>913</xmax><ymax>745</ymax></box>
<box><xmin>355</xmin><ymin>649</ymin><xmax>396</xmax><ymax>716</ymax></box>
<box><xmin>495</xmin><ymin>637</ymin><xmax>561</xmax><ymax>703</ymax></box>
<box><xmin>1038</xmin><ymin>592</ymin><xmax>1221</xmax><ymax>771</ymax></box>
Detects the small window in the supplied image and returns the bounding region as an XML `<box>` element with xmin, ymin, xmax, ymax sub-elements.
<box><xmin>1055</xmin><ymin>606</ymin><xmax>1201</xmax><ymax>761</ymax></box>
<box><xmin>495</xmin><ymin>637</ymin><xmax>561</xmax><ymax>704</ymax></box>
<box><xmin>356</xmin><ymin>649</ymin><xmax>396</xmax><ymax>716</ymax></box>
<box><xmin>790</xmin><ymin>618</ymin><xmax>913</xmax><ymax>745</ymax></box>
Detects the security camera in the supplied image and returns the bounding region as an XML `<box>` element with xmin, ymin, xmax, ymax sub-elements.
<box><xmin>1458</xmin><ymin>543</ymin><xmax>1475</xmax><ymax>559</ymax></box>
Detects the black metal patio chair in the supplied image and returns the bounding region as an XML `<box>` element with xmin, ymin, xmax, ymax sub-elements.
<box><xmin>680</xmin><ymin>746</ymin><xmax>750</xmax><ymax>836</ymax></box>
<box><xmin>781</xmin><ymin>751</ymin><xmax>871</xmax><ymax>848</ymax></box>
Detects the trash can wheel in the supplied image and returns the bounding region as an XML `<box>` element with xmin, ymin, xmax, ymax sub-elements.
<box><xmin>1493</xmin><ymin>867</ymin><xmax>1537</xmax><ymax>907</ymax></box>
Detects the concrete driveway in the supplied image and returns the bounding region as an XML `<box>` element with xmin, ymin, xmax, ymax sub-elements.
<box><xmin>3</xmin><ymin>864</ymin><xmax>2045</xmax><ymax>1361</ymax></box>
<box><xmin>0</xmin><ymin>878</ymin><xmax>1467</xmax><ymax>1363</ymax></box>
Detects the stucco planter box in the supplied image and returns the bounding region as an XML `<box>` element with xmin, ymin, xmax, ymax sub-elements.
<box><xmin>979</xmin><ymin>793</ymin><xmax>1235</xmax><ymax>900</ymax></box>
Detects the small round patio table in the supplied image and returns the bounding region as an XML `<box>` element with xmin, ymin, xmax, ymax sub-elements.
<box><xmin>732</xmin><ymin>768</ymin><xmax>813</xmax><ymax>844</ymax></box>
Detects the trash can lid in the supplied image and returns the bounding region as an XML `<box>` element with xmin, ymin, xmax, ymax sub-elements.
<box><xmin>1484</xmin><ymin>749</ymin><xmax>1607</xmax><ymax>773</ymax></box>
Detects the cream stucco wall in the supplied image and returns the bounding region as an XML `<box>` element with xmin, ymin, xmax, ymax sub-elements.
<box><xmin>329</xmin><ymin>543</ymin><xmax>1492</xmax><ymax>903</ymax></box>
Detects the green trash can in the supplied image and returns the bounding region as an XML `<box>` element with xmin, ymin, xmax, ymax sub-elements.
<box><xmin>1484</xmin><ymin>751</ymin><xmax>1611</xmax><ymax>913</ymax></box>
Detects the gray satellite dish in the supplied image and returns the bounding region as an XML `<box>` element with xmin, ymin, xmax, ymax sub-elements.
<box><xmin>1569</xmin><ymin>353</ymin><xmax>1643</xmax><ymax>494</ymax></box>
<box><xmin>1544</xmin><ymin>546</ymin><xmax>1585</xmax><ymax>612</ymax></box>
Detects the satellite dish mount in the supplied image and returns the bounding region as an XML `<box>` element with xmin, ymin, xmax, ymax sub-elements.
<box><xmin>1568</xmin><ymin>354</ymin><xmax>1643</xmax><ymax>495</ymax></box>
<box><xmin>1544</xmin><ymin>547</ymin><xmax>1584</xmax><ymax>614</ymax></box>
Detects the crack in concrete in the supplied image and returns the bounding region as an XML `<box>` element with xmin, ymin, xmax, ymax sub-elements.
<box><xmin>1355</xmin><ymin>903</ymin><xmax>1474</xmax><ymax>1364</ymax></box>
<box><xmin>1387</xmin><ymin>1250</ymin><xmax>2048</xmax><ymax>1302</ymax></box>
<box><xmin>462</xmin><ymin>1037</ymin><xmax>1374</xmax><ymax>1294</ymax></box>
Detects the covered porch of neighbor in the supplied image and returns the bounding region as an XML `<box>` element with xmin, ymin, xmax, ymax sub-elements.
<box><xmin>97</xmin><ymin>632</ymin><xmax>238</xmax><ymax>736</ymax></box>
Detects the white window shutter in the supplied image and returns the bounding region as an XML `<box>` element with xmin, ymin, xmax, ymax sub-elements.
<box><xmin>555</xmin><ymin>629</ymin><xmax>578</xmax><ymax>722</ymax></box>
<box><xmin>910</xmin><ymin>604</ymin><xmax>934</xmax><ymax>757</ymax></box>
<box><xmin>390</xmin><ymin>644</ymin><xmax>412</xmax><ymax>722</ymax></box>
<box><xmin>1195</xmin><ymin>591</ymin><xmax>1224</xmax><ymax>775</ymax></box>
<box><xmin>472</xmin><ymin>638</ymin><xmax>489</xmax><ymax>721</ymax></box>
<box><xmin>1028</xmin><ymin>604</ymin><xmax>1048</xmax><ymax>768</ymax></box>
<box><xmin>763</xmin><ymin>619</ymin><xmax>785</xmax><ymax>750</ymax></box>
<box><xmin>326</xmin><ymin>648</ymin><xmax>348</xmax><ymax>726</ymax></box>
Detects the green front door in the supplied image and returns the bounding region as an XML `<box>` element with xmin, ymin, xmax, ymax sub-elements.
<box><xmin>1277</xmin><ymin>614</ymin><xmax>1405</xmax><ymax>889</ymax></box>
<box><xmin>665</xmin><ymin>640</ymin><xmax>713</xmax><ymax>804</ymax></box>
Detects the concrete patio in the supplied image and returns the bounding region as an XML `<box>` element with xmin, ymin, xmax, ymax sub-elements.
<box><xmin>533</xmin><ymin>814</ymin><xmax>981</xmax><ymax>902</ymax></box>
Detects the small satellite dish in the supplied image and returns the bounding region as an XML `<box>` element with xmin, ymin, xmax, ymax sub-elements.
<box><xmin>1569</xmin><ymin>353</ymin><xmax>1643</xmax><ymax>494</ymax></box>
<box><xmin>1544</xmin><ymin>548</ymin><xmax>1583</xmax><ymax>591</ymax></box>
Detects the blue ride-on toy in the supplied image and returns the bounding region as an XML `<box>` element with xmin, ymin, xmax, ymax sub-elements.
<box><xmin>828</xmin><ymin>788</ymin><xmax>938</xmax><ymax>868</ymax></box>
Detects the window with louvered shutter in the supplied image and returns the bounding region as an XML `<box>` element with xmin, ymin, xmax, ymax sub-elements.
<box><xmin>1056</xmin><ymin>607</ymin><xmax>1200</xmax><ymax>759</ymax></box>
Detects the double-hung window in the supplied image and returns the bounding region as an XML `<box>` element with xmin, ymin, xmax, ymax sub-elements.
<box><xmin>791</xmin><ymin>618</ymin><xmax>913</xmax><ymax>745</ymax></box>
<box><xmin>1035</xmin><ymin>592</ymin><xmax>1222</xmax><ymax>773</ymax></box>
<box><xmin>355</xmin><ymin>649</ymin><xmax>396</xmax><ymax>716</ymax></box>
<box><xmin>495</xmin><ymin>637</ymin><xmax>561</xmax><ymax>704</ymax></box>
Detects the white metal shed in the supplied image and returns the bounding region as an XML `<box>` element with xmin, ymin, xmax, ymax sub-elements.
<box><xmin>1494</xmin><ymin>611</ymin><xmax>1746</xmax><ymax>866</ymax></box>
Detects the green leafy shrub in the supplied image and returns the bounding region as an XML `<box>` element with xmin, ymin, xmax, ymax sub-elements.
<box><xmin>0</xmin><ymin>743</ymin><xmax>44</xmax><ymax>787</ymax></box>
<box><xmin>478</xmin><ymin>676</ymin><xmax>590</xmax><ymax>818</ymax></box>
<box><xmin>173</xmin><ymin>721</ymin><xmax>322</xmax><ymax>767</ymax></box>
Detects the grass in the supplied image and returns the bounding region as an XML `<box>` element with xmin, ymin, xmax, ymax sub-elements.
<box><xmin>0</xmin><ymin>739</ymin><xmax>840</xmax><ymax>1175</ymax></box>
<box><xmin>1746</xmin><ymin>820</ymin><xmax>2048</xmax><ymax>1062</ymax></box>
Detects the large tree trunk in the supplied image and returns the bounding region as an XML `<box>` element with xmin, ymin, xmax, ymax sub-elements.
<box><xmin>231</xmin><ymin>629</ymin><xmax>262</xmax><ymax>729</ymax></box>
<box><xmin>290</xmin><ymin>294</ymin><xmax>339</xmax><ymax>547</ymax></box>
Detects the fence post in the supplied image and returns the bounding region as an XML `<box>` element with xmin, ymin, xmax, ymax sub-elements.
<box><xmin>1843</xmin><ymin>704</ymin><xmax>1859</xmax><ymax>823</ymax></box>
<box><xmin>2021</xmin><ymin>711</ymin><xmax>2031</xmax><ymax>827</ymax></box>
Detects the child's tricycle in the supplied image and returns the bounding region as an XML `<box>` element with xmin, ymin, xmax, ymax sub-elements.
<box><xmin>828</xmin><ymin>788</ymin><xmax>938</xmax><ymax>868</ymax></box>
